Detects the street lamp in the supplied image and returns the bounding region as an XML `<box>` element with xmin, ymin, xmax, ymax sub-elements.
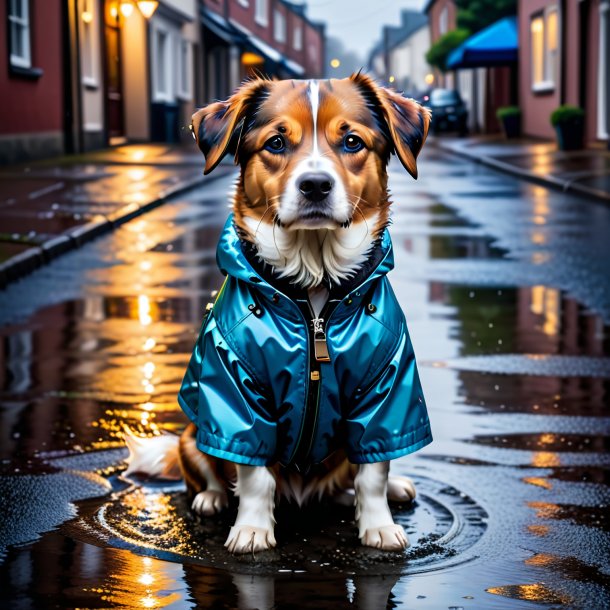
<box><xmin>136</xmin><ymin>1</ymin><xmax>159</xmax><ymax>18</ymax></box>
<box><xmin>118</xmin><ymin>0</ymin><xmax>159</xmax><ymax>19</ymax></box>
<box><xmin>330</xmin><ymin>58</ymin><xmax>340</xmax><ymax>69</ymax></box>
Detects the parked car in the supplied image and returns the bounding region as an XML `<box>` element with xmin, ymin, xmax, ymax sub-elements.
<box><xmin>421</xmin><ymin>89</ymin><xmax>468</xmax><ymax>136</ymax></box>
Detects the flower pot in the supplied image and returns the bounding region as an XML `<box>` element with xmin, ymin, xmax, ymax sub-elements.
<box><xmin>500</xmin><ymin>114</ymin><xmax>521</xmax><ymax>139</ymax></box>
<box><xmin>554</xmin><ymin>120</ymin><xmax>584</xmax><ymax>151</ymax></box>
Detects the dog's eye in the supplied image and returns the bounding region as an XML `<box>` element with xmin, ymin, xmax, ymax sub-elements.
<box><xmin>264</xmin><ymin>135</ymin><xmax>286</xmax><ymax>154</ymax></box>
<box><xmin>343</xmin><ymin>134</ymin><xmax>365</xmax><ymax>153</ymax></box>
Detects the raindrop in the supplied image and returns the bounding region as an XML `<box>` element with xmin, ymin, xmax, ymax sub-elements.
<box><xmin>469</xmin><ymin>291</ymin><xmax>475</xmax><ymax>298</ymax></box>
<box><xmin>494</xmin><ymin>385</ymin><xmax>500</xmax><ymax>391</ymax></box>
<box><xmin>488</xmin><ymin>323</ymin><xmax>494</xmax><ymax>328</ymax></box>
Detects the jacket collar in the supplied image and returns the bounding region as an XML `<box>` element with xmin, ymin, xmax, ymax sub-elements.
<box><xmin>216</xmin><ymin>213</ymin><xmax>395</xmax><ymax>301</ymax></box>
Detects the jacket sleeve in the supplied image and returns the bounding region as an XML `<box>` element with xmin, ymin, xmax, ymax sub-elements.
<box><xmin>177</xmin><ymin>313</ymin><xmax>277</xmax><ymax>466</ymax></box>
<box><xmin>344</xmin><ymin>329</ymin><xmax>433</xmax><ymax>464</ymax></box>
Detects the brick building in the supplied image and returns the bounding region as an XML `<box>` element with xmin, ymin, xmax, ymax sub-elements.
<box><xmin>0</xmin><ymin>0</ymin><xmax>326</xmax><ymax>165</ymax></box>
<box><xmin>518</xmin><ymin>0</ymin><xmax>609</xmax><ymax>143</ymax></box>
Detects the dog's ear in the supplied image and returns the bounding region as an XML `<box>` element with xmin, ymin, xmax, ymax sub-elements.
<box><xmin>191</xmin><ymin>78</ymin><xmax>271</xmax><ymax>175</ymax></box>
<box><xmin>350</xmin><ymin>73</ymin><xmax>431</xmax><ymax>179</ymax></box>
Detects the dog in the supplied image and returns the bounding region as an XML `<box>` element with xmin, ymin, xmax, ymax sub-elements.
<box><xmin>125</xmin><ymin>73</ymin><xmax>433</xmax><ymax>555</ymax></box>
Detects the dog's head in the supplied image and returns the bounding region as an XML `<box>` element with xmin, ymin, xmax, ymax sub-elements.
<box><xmin>191</xmin><ymin>73</ymin><xmax>431</xmax><ymax>236</ymax></box>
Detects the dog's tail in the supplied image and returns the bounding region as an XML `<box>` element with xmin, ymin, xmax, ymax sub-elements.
<box><xmin>123</xmin><ymin>425</ymin><xmax>182</xmax><ymax>480</ymax></box>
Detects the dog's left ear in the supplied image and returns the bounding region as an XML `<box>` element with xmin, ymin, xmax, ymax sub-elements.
<box><xmin>191</xmin><ymin>78</ymin><xmax>271</xmax><ymax>175</ymax></box>
<box><xmin>351</xmin><ymin>73</ymin><xmax>431</xmax><ymax>179</ymax></box>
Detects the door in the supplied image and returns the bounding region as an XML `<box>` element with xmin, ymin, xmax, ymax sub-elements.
<box><xmin>104</xmin><ymin>1</ymin><xmax>124</xmax><ymax>139</ymax></box>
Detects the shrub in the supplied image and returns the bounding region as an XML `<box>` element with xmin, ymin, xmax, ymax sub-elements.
<box><xmin>550</xmin><ymin>105</ymin><xmax>585</xmax><ymax>126</ymax></box>
<box><xmin>496</xmin><ymin>106</ymin><xmax>521</xmax><ymax>120</ymax></box>
<box><xmin>425</xmin><ymin>29</ymin><xmax>471</xmax><ymax>72</ymax></box>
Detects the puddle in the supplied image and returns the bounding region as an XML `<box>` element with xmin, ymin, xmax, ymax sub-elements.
<box><xmin>65</xmin><ymin>474</ymin><xmax>487</xmax><ymax>577</ymax></box>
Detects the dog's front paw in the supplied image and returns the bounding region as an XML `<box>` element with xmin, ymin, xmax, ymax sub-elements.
<box><xmin>225</xmin><ymin>525</ymin><xmax>276</xmax><ymax>554</ymax></box>
<box><xmin>387</xmin><ymin>475</ymin><xmax>416</xmax><ymax>502</ymax></box>
<box><xmin>361</xmin><ymin>524</ymin><xmax>409</xmax><ymax>551</ymax></box>
<box><xmin>191</xmin><ymin>490</ymin><xmax>228</xmax><ymax>516</ymax></box>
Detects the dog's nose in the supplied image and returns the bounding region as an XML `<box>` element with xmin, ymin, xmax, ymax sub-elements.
<box><xmin>298</xmin><ymin>172</ymin><xmax>334</xmax><ymax>202</ymax></box>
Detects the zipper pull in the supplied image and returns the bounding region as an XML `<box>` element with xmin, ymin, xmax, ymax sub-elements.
<box><xmin>312</xmin><ymin>317</ymin><xmax>331</xmax><ymax>362</ymax></box>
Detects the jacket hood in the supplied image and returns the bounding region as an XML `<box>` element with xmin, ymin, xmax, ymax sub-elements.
<box><xmin>216</xmin><ymin>214</ymin><xmax>395</xmax><ymax>299</ymax></box>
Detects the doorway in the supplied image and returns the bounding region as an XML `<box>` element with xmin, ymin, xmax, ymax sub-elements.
<box><xmin>104</xmin><ymin>1</ymin><xmax>125</xmax><ymax>143</ymax></box>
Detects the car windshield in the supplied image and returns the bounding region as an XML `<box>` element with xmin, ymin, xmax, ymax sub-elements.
<box><xmin>430</xmin><ymin>90</ymin><xmax>460</xmax><ymax>105</ymax></box>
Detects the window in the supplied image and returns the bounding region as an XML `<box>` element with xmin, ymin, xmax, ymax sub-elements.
<box><xmin>530</xmin><ymin>6</ymin><xmax>559</xmax><ymax>91</ymax></box>
<box><xmin>439</xmin><ymin>7</ymin><xmax>448</xmax><ymax>35</ymax></box>
<box><xmin>8</xmin><ymin>0</ymin><xmax>31</xmax><ymax>68</ymax></box>
<box><xmin>177</xmin><ymin>39</ymin><xmax>192</xmax><ymax>100</ymax></box>
<box><xmin>153</xmin><ymin>25</ymin><xmax>172</xmax><ymax>101</ymax></box>
<box><xmin>274</xmin><ymin>10</ymin><xmax>286</xmax><ymax>42</ymax></box>
<box><xmin>80</xmin><ymin>0</ymin><xmax>98</xmax><ymax>87</ymax></box>
<box><xmin>293</xmin><ymin>24</ymin><xmax>302</xmax><ymax>50</ymax></box>
<box><xmin>255</xmin><ymin>0</ymin><xmax>268</xmax><ymax>26</ymax></box>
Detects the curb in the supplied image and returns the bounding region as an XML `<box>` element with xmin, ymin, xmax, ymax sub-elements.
<box><xmin>0</xmin><ymin>168</ymin><xmax>232</xmax><ymax>290</ymax></box>
<box><xmin>431</xmin><ymin>141</ymin><xmax>610</xmax><ymax>205</ymax></box>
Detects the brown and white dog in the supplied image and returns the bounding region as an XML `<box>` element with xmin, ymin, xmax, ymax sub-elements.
<box><xmin>125</xmin><ymin>73</ymin><xmax>430</xmax><ymax>554</ymax></box>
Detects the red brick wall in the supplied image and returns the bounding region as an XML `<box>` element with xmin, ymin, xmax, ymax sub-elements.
<box><xmin>0</xmin><ymin>0</ymin><xmax>64</xmax><ymax>135</ymax></box>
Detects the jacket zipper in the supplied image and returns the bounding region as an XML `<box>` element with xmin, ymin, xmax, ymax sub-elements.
<box><xmin>290</xmin><ymin>298</ymin><xmax>337</xmax><ymax>472</ymax></box>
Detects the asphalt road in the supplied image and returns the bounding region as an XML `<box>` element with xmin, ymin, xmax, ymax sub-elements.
<box><xmin>1</xmin><ymin>148</ymin><xmax>609</xmax><ymax>609</ymax></box>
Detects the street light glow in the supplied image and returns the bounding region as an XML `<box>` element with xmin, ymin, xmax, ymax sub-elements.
<box><xmin>330</xmin><ymin>58</ymin><xmax>340</xmax><ymax>68</ymax></box>
<box><xmin>137</xmin><ymin>1</ymin><xmax>159</xmax><ymax>18</ymax></box>
<box><xmin>389</xmin><ymin>75</ymin><xmax>395</xmax><ymax>83</ymax></box>
<box><xmin>119</xmin><ymin>1</ymin><xmax>134</xmax><ymax>17</ymax></box>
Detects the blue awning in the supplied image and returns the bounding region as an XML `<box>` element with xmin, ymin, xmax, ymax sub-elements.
<box><xmin>447</xmin><ymin>16</ymin><xmax>518</xmax><ymax>69</ymax></box>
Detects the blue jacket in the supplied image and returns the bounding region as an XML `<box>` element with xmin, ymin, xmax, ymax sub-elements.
<box><xmin>177</xmin><ymin>214</ymin><xmax>432</xmax><ymax>471</ymax></box>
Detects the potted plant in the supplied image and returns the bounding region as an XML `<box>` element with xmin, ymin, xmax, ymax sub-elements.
<box><xmin>496</xmin><ymin>106</ymin><xmax>521</xmax><ymax>138</ymax></box>
<box><xmin>550</xmin><ymin>105</ymin><xmax>585</xmax><ymax>151</ymax></box>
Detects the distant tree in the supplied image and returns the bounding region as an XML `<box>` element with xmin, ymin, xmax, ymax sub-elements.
<box><xmin>425</xmin><ymin>29</ymin><xmax>471</xmax><ymax>72</ymax></box>
<box><xmin>455</xmin><ymin>0</ymin><xmax>517</xmax><ymax>33</ymax></box>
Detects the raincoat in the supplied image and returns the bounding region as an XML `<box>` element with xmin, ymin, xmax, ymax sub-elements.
<box><xmin>177</xmin><ymin>214</ymin><xmax>432</xmax><ymax>472</ymax></box>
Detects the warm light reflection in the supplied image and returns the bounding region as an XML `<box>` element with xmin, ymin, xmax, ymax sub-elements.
<box><xmin>525</xmin><ymin>553</ymin><xmax>554</xmax><ymax>566</ymax></box>
<box><xmin>131</xmin><ymin>149</ymin><xmax>146</xmax><ymax>162</ymax></box>
<box><xmin>531</xmin><ymin>451</ymin><xmax>560</xmax><ymax>467</ymax></box>
<box><xmin>523</xmin><ymin>476</ymin><xmax>553</xmax><ymax>490</ymax></box>
<box><xmin>128</xmin><ymin>168</ymin><xmax>148</xmax><ymax>182</ymax></box>
<box><xmin>138</xmin><ymin>295</ymin><xmax>153</xmax><ymax>326</ymax></box>
<box><xmin>82</xmin><ymin>549</ymin><xmax>183</xmax><ymax>608</ymax></box>
<box><xmin>531</xmin><ymin>231</ymin><xmax>546</xmax><ymax>245</ymax></box>
<box><xmin>527</xmin><ymin>524</ymin><xmax>550</xmax><ymax>536</ymax></box>
<box><xmin>143</xmin><ymin>337</ymin><xmax>156</xmax><ymax>351</ymax></box>
<box><xmin>487</xmin><ymin>583</ymin><xmax>570</xmax><ymax>605</ymax></box>
<box><xmin>529</xmin><ymin>286</ymin><xmax>559</xmax><ymax>335</ymax></box>
<box><xmin>139</xmin><ymin>573</ymin><xmax>154</xmax><ymax>586</ymax></box>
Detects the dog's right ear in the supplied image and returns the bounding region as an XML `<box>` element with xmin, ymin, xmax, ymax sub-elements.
<box><xmin>191</xmin><ymin>78</ymin><xmax>271</xmax><ymax>175</ymax></box>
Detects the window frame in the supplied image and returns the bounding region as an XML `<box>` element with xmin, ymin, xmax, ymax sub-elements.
<box><xmin>293</xmin><ymin>23</ymin><xmax>302</xmax><ymax>50</ymax></box>
<box><xmin>79</xmin><ymin>0</ymin><xmax>100</xmax><ymax>89</ymax></box>
<box><xmin>273</xmin><ymin>9</ymin><xmax>286</xmax><ymax>43</ymax></box>
<box><xmin>176</xmin><ymin>38</ymin><xmax>193</xmax><ymax>101</ymax></box>
<box><xmin>8</xmin><ymin>0</ymin><xmax>32</xmax><ymax>69</ymax></box>
<box><xmin>255</xmin><ymin>0</ymin><xmax>268</xmax><ymax>27</ymax></box>
<box><xmin>151</xmin><ymin>20</ymin><xmax>173</xmax><ymax>103</ymax></box>
<box><xmin>530</xmin><ymin>5</ymin><xmax>560</xmax><ymax>93</ymax></box>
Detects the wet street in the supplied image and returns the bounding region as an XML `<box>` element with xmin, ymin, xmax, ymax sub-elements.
<box><xmin>0</xmin><ymin>146</ymin><xmax>609</xmax><ymax>609</ymax></box>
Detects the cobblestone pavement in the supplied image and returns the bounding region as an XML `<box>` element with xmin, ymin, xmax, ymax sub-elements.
<box><xmin>0</xmin><ymin>148</ymin><xmax>609</xmax><ymax>609</ymax></box>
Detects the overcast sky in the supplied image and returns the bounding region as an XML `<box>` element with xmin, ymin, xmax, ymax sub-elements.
<box><xmin>304</xmin><ymin>0</ymin><xmax>427</xmax><ymax>63</ymax></box>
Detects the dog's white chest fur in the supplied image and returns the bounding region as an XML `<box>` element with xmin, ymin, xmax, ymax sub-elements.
<box><xmin>243</xmin><ymin>214</ymin><xmax>379</xmax><ymax>291</ymax></box>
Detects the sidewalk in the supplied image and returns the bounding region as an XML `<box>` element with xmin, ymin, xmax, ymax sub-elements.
<box><xmin>0</xmin><ymin>143</ymin><xmax>233</xmax><ymax>289</ymax></box>
<box><xmin>431</xmin><ymin>134</ymin><xmax>610</xmax><ymax>204</ymax></box>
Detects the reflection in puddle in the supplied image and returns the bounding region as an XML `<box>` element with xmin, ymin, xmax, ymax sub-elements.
<box><xmin>486</xmin><ymin>583</ymin><xmax>571</xmax><ymax>605</ymax></box>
